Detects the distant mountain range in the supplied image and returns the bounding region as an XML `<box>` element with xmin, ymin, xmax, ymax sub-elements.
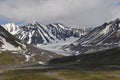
<box><xmin>2</xmin><ymin>21</ymin><xmax>86</xmax><ymax>46</ymax></box>
<box><xmin>1</xmin><ymin>18</ymin><xmax>120</xmax><ymax>66</ymax></box>
<box><xmin>62</xmin><ymin>18</ymin><xmax>120</xmax><ymax>54</ymax></box>
<box><xmin>0</xmin><ymin>21</ymin><xmax>89</xmax><ymax>64</ymax></box>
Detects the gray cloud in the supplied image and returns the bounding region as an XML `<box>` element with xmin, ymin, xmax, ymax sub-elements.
<box><xmin>0</xmin><ymin>0</ymin><xmax>120</xmax><ymax>28</ymax></box>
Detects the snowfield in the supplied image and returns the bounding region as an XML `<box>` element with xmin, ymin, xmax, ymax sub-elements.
<box><xmin>37</xmin><ymin>37</ymin><xmax>79</xmax><ymax>56</ymax></box>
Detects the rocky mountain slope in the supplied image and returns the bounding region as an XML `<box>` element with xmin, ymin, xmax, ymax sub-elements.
<box><xmin>0</xmin><ymin>25</ymin><xmax>25</xmax><ymax>51</ymax></box>
<box><xmin>62</xmin><ymin>18</ymin><xmax>120</xmax><ymax>54</ymax></box>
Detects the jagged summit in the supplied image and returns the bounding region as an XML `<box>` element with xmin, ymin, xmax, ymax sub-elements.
<box><xmin>28</xmin><ymin>21</ymin><xmax>40</xmax><ymax>26</ymax></box>
<box><xmin>32</xmin><ymin>21</ymin><xmax>37</xmax><ymax>25</ymax></box>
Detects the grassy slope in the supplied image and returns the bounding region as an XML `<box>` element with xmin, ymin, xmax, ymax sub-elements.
<box><xmin>0</xmin><ymin>51</ymin><xmax>25</xmax><ymax>66</ymax></box>
<box><xmin>1</xmin><ymin>69</ymin><xmax>120</xmax><ymax>80</ymax></box>
<box><xmin>58</xmin><ymin>70</ymin><xmax>120</xmax><ymax>80</ymax></box>
<box><xmin>0</xmin><ymin>70</ymin><xmax>57</xmax><ymax>80</ymax></box>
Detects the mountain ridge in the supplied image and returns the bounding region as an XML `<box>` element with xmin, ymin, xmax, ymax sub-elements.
<box><xmin>3</xmin><ymin>21</ymin><xmax>86</xmax><ymax>46</ymax></box>
<box><xmin>62</xmin><ymin>18</ymin><xmax>120</xmax><ymax>54</ymax></box>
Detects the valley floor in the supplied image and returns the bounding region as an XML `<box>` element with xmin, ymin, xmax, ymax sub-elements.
<box><xmin>1</xmin><ymin>69</ymin><xmax>120</xmax><ymax>80</ymax></box>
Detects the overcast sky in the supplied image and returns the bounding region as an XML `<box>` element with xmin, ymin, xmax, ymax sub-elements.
<box><xmin>0</xmin><ymin>0</ymin><xmax>120</xmax><ymax>28</ymax></box>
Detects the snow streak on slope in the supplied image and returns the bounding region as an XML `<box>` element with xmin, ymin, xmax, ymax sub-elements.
<box><xmin>0</xmin><ymin>37</ymin><xmax>21</xmax><ymax>51</ymax></box>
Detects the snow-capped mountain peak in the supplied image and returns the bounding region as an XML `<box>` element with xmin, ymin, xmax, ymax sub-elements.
<box><xmin>28</xmin><ymin>21</ymin><xmax>40</xmax><ymax>26</ymax></box>
<box><xmin>2</xmin><ymin>23</ymin><xmax>20</xmax><ymax>35</ymax></box>
<box><xmin>32</xmin><ymin>21</ymin><xmax>37</xmax><ymax>25</ymax></box>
